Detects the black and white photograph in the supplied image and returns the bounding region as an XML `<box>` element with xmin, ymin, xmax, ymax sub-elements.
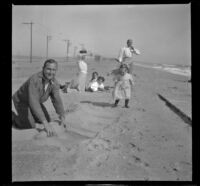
<box><xmin>12</xmin><ymin>4</ymin><xmax>192</xmax><ymax>181</ymax></box>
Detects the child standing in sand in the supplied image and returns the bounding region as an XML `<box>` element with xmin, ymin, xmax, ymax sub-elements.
<box><xmin>112</xmin><ymin>64</ymin><xmax>134</xmax><ymax>108</ymax></box>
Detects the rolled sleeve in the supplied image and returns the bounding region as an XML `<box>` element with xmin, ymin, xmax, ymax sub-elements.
<box><xmin>133</xmin><ymin>48</ymin><xmax>140</xmax><ymax>55</ymax></box>
<box><xmin>50</xmin><ymin>81</ymin><xmax>65</xmax><ymax>117</ymax></box>
<box><xmin>28</xmin><ymin>78</ymin><xmax>47</xmax><ymax>123</ymax></box>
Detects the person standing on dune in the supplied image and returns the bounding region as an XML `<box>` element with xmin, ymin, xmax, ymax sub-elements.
<box><xmin>12</xmin><ymin>59</ymin><xmax>67</xmax><ymax>137</ymax></box>
<box><xmin>113</xmin><ymin>39</ymin><xmax>140</xmax><ymax>75</ymax></box>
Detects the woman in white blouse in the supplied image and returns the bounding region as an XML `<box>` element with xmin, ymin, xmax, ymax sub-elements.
<box><xmin>61</xmin><ymin>50</ymin><xmax>88</xmax><ymax>93</ymax></box>
<box><xmin>76</xmin><ymin>50</ymin><xmax>88</xmax><ymax>92</ymax></box>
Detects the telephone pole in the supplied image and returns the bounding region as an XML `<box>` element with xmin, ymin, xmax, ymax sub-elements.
<box><xmin>22</xmin><ymin>22</ymin><xmax>34</xmax><ymax>63</ymax></box>
<box><xmin>46</xmin><ymin>35</ymin><xmax>52</xmax><ymax>59</ymax></box>
<box><xmin>80</xmin><ymin>43</ymin><xmax>85</xmax><ymax>50</ymax></box>
<box><xmin>74</xmin><ymin>46</ymin><xmax>77</xmax><ymax>57</ymax></box>
<box><xmin>63</xmin><ymin>39</ymin><xmax>71</xmax><ymax>62</ymax></box>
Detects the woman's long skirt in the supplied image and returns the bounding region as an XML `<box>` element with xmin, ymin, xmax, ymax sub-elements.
<box><xmin>77</xmin><ymin>72</ymin><xmax>87</xmax><ymax>92</ymax></box>
<box><xmin>70</xmin><ymin>72</ymin><xmax>87</xmax><ymax>92</ymax></box>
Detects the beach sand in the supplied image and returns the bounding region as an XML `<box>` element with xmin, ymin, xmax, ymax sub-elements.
<box><xmin>12</xmin><ymin>59</ymin><xmax>192</xmax><ymax>181</ymax></box>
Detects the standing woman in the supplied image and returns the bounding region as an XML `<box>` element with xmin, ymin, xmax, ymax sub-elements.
<box><xmin>116</xmin><ymin>39</ymin><xmax>140</xmax><ymax>75</ymax></box>
<box><xmin>66</xmin><ymin>49</ymin><xmax>88</xmax><ymax>92</ymax></box>
<box><xmin>76</xmin><ymin>49</ymin><xmax>88</xmax><ymax>92</ymax></box>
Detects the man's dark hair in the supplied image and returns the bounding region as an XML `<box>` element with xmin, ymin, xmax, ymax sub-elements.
<box><xmin>127</xmin><ymin>39</ymin><xmax>133</xmax><ymax>43</ymax></box>
<box><xmin>43</xmin><ymin>59</ymin><xmax>58</xmax><ymax>69</ymax></box>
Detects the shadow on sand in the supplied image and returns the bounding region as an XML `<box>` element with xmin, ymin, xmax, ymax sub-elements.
<box><xmin>80</xmin><ymin>101</ymin><xmax>114</xmax><ymax>108</ymax></box>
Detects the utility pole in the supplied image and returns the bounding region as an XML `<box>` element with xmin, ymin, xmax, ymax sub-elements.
<box><xmin>46</xmin><ymin>35</ymin><xmax>52</xmax><ymax>59</ymax></box>
<box><xmin>22</xmin><ymin>22</ymin><xmax>34</xmax><ymax>63</ymax></box>
<box><xmin>74</xmin><ymin>46</ymin><xmax>77</xmax><ymax>57</ymax></box>
<box><xmin>80</xmin><ymin>43</ymin><xmax>85</xmax><ymax>50</ymax></box>
<box><xmin>63</xmin><ymin>39</ymin><xmax>71</xmax><ymax>62</ymax></box>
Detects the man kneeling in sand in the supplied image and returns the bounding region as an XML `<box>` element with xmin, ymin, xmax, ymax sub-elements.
<box><xmin>12</xmin><ymin>59</ymin><xmax>67</xmax><ymax>137</ymax></box>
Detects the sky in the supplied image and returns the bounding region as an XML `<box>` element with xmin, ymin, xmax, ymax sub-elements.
<box><xmin>12</xmin><ymin>4</ymin><xmax>191</xmax><ymax>65</ymax></box>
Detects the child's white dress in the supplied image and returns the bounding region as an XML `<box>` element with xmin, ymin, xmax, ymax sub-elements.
<box><xmin>98</xmin><ymin>83</ymin><xmax>104</xmax><ymax>90</ymax></box>
<box><xmin>112</xmin><ymin>73</ymin><xmax>134</xmax><ymax>100</ymax></box>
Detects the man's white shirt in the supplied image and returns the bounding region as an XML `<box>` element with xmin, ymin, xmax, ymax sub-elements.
<box><xmin>118</xmin><ymin>46</ymin><xmax>140</xmax><ymax>63</ymax></box>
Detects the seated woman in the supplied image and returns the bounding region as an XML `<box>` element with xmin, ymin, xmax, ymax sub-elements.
<box><xmin>60</xmin><ymin>50</ymin><xmax>88</xmax><ymax>93</ymax></box>
<box><xmin>87</xmin><ymin>76</ymin><xmax>105</xmax><ymax>92</ymax></box>
<box><xmin>87</xmin><ymin>71</ymin><xmax>99</xmax><ymax>89</ymax></box>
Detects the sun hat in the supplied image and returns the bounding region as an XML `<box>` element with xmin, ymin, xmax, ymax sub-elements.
<box><xmin>77</xmin><ymin>49</ymin><xmax>88</xmax><ymax>59</ymax></box>
<box><xmin>78</xmin><ymin>49</ymin><xmax>88</xmax><ymax>56</ymax></box>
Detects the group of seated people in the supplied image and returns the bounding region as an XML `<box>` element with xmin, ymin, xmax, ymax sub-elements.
<box><xmin>87</xmin><ymin>72</ymin><xmax>105</xmax><ymax>92</ymax></box>
<box><xmin>60</xmin><ymin>71</ymin><xmax>106</xmax><ymax>93</ymax></box>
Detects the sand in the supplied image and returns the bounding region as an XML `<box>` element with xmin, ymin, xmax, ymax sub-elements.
<box><xmin>12</xmin><ymin>58</ymin><xmax>192</xmax><ymax>181</ymax></box>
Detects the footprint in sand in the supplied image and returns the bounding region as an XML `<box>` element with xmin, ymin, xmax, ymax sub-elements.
<box><xmin>33</xmin><ymin>124</ymin><xmax>71</xmax><ymax>153</ymax></box>
<box><xmin>86</xmin><ymin>138</ymin><xmax>111</xmax><ymax>151</ymax></box>
<box><xmin>129</xmin><ymin>140</ymin><xmax>144</xmax><ymax>152</ymax></box>
<box><xmin>34</xmin><ymin>137</ymin><xmax>69</xmax><ymax>153</ymax></box>
<box><xmin>170</xmin><ymin>161</ymin><xmax>192</xmax><ymax>172</ymax></box>
<box><xmin>131</xmin><ymin>155</ymin><xmax>150</xmax><ymax>169</ymax></box>
<box><xmin>65</xmin><ymin>103</ymin><xmax>79</xmax><ymax>114</ymax></box>
<box><xmin>89</xmin><ymin>153</ymin><xmax>109</xmax><ymax>167</ymax></box>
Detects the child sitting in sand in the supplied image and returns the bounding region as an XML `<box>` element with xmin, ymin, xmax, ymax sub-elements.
<box><xmin>97</xmin><ymin>76</ymin><xmax>105</xmax><ymax>91</ymax></box>
<box><xmin>112</xmin><ymin>64</ymin><xmax>134</xmax><ymax>108</ymax></box>
<box><xmin>87</xmin><ymin>76</ymin><xmax>105</xmax><ymax>92</ymax></box>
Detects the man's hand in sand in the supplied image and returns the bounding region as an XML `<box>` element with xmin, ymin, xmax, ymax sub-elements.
<box><xmin>59</xmin><ymin>116</ymin><xmax>67</xmax><ymax>129</ymax></box>
<box><xmin>43</xmin><ymin>121</ymin><xmax>57</xmax><ymax>137</ymax></box>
